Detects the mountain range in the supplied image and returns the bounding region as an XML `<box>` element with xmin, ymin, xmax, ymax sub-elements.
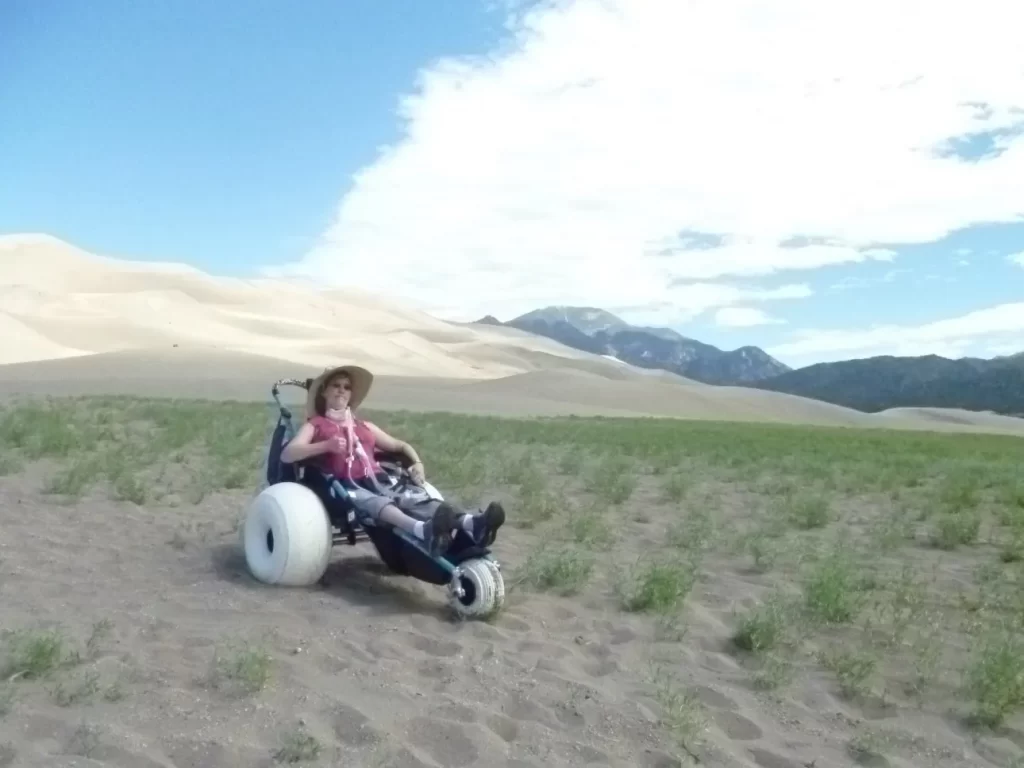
<box><xmin>476</xmin><ymin>307</ymin><xmax>1024</xmax><ymax>416</ymax></box>
<box><xmin>750</xmin><ymin>352</ymin><xmax>1024</xmax><ymax>415</ymax></box>
<box><xmin>476</xmin><ymin>307</ymin><xmax>791</xmax><ymax>385</ymax></box>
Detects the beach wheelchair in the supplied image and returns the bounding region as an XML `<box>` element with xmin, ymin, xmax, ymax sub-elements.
<box><xmin>239</xmin><ymin>378</ymin><xmax>505</xmax><ymax>619</ymax></box>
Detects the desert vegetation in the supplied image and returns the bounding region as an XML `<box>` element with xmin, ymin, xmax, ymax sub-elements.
<box><xmin>1</xmin><ymin>394</ymin><xmax>1023</xmax><ymax>766</ymax></box>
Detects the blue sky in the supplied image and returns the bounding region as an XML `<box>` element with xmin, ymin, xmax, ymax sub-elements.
<box><xmin>0</xmin><ymin>0</ymin><xmax>506</xmax><ymax>267</ymax></box>
<box><xmin>2</xmin><ymin>0</ymin><xmax>1023</xmax><ymax>367</ymax></box>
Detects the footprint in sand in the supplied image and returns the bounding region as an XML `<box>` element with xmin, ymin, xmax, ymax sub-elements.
<box><xmin>65</xmin><ymin>736</ymin><xmax>166</xmax><ymax>768</ymax></box>
<box><xmin>748</xmin><ymin>747</ymin><xmax>803</xmax><ymax>768</ymax></box>
<box><xmin>534</xmin><ymin>657</ymin><xmax>564</xmax><ymax>675</ymax></box>
<box><xmin>497</xmin><ymin>615</ymin><xmax>531</xmax><ymax>632</ymax></box>
<box><xmin>435</xmin><ymin>701</ymin><xmax>478</xmax><ymax>723</ymax></box>
<box><xmin>405</xmin><ymin>632</ymin><xmax>462</xmax><ymax>658</ymax></box>
<box><xmin>1005</xmin><ymin>727</ymin><xmax>1024</xmax><ymax>751</ymax></box>
<box><xmin>517</xmin><ymin>639</ymin><xmax>569</xmax><ymax>657</ymax></box>
<box><xmin>314</xmin><ymin>651</ymin><xmax>352</xmax><ymax>675</ymax></box>
<box><xmin>550</xmin><ymin>605</ymin><xmax>578</xmax><ymax>621</ymax></box>
<box><xmin>501</xmin><ymin>692</ymin><xmax>553</xmax><ymax>726</ymax></box>
<box><xmin>485</xmin><ymin>713</ymin><xmax>520</xmax><ymax>743</ymax></box>
<box><xmin>692</xmin><ymin>684</ymin><xmax>738</xmax><ymax>711</ymax></box>
<box><xmin>710</xmin><ymin>709</ymin><xmax>764</xmax><ymax>741</ymax></box>
<box><xmin>466</xmin><ymin>621</ymin><xmax>503</xmax><ymax>641</ymax></box>
<box><xmin>571</xmin><ymin>636</ymin><xmax>615</xmax><ymax>668</ymax></box>
<box><xmin>582</xmin><ymin>657</ymin><xmax>620</xmax><ymax>678</ymax></box>
<box><xmin>594</xmin><ymin>620</ymin><xmax>636</xmax><ymax>645</ymax></box>
<box><xmin>641</xmin><ymin>748</ymin><xmax>684</xmax><ymax>767</ymax></box>
<box><xmin>334</xmin><ymin>637</ymin><xmax>378</xmax><ymax>664</ymax></box>
<box><xmin>687</xmin><ymin>685</ymin><xmax>765</xmax><ymax>742</ymax></box>
<box><xmin>553</xmin><ymin>700</ymin><xmax>587</xmax><ymax>729</ymax></box>
<box><xmin>163</xmin><ymin>738</ymin><xmax>264</xmax><ymax>768</ymax></box>
<box><xmin>333</xmin><ymin>702</ymin><xmax>381</xmax><ymax>747</ymax></box>
<box><xmin>370</xmin><ymin>746</ymin><xmax>435</xmax><ymax>768</ymax></box>
<box><xmin>404</xmin><ymin>717</ymin><xmax>480</xmax><ymax>768</ymax></box>
<box><xmin>698</xmin><ymin>650</ymin><xmax>742</xmax><ymax>673</ymax></box>
<box><xmin>550</xmin><ymin>741</ymin><xmax>610</xmax><ymax>764</ymax></box>
<box><xmin>416</xmin><ymin>659</ymin><xmax>453</xmax><ymax>680</ymax></box>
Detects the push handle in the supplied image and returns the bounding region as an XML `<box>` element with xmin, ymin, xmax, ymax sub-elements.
<box><xmin>271</xmin><ymin>378</ymin><xmax>313</xmax><ymax>420</ymax></box>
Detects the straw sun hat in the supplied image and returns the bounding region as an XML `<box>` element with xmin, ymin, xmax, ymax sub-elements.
<box><xmin>305</xmin><ymin>364</ymin><xmax>374</xmax><ymax>419</ymax></box>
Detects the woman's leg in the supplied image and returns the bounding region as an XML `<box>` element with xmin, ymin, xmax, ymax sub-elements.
<box><xmin>458</xmin><ymin>501</ymin><xmax>506</xmax><ymax>546</ymax></box>
<box><xmin>378</xmin><ymin>502</ymin><xmax>459</xmax><ymax>556</ymax></box>
<box><xmin>395</xmin><ymin>495</ymin><xmax>505</xmax><ymax>548</ymax></box>
<box><xmin>405</xmin><ymin>499</ymin><xmax>506</xmax><ymax>547</ymax></box>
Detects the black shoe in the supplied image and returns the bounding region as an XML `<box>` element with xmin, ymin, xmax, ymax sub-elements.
<box><xmin>422</xmin><ymin>502</ymin><xmax>458</xmax><ymax>556</ymax></box>
<box><xmin>472</xmin><ymin>502</ymin><xmax>505</xmax><ymax>546</ymax></box>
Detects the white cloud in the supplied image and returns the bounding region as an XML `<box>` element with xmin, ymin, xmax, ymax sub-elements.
<box><xmin>882</xmin><ymin>269</ymin><xmax>910</xmax><ymax>282</ymax></box>
<box><xmin>768</xmin><ymin>302</ymin><xmax>1024</xmax><ymax>365</ymax></box>
<box><xmin>714</xmin><ymin>307</ymin><xmax>784</xmax><ymax>328</ymax></box>
<box><xmin>267</xmin><ymin>0</ymin><xmax>1024</xmax><ymax>324</ymax></box>
<box><xmin>1008</xmin><ymin>251</ymin><xmax>1024</xmax><ymax>267</ymax></box>
<box><xmin>612</xmin><ymin>282</ymin><xmax>809</xmax><ymax>327</ymax></box>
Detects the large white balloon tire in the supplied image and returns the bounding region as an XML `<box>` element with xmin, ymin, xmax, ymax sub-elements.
<box><xmin>450</xmin><ymin>558</ymin><xmax>504</xmax><ymax>619</ymax></box>
<box><xmin>243</xmin><ymin>482</ymin><xmax>333</xmax><ymax>587</ymax></box>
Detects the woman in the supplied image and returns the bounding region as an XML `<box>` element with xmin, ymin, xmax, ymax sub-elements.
<box><xmin>281</xmin><ymin>364</ymin><xmax>505</xmax><ymax>556</ymax></box>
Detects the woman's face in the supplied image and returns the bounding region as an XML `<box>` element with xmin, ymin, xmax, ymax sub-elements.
<box><xmin>323</xmin><ymin>374</ymin><xmax>352</xmax><ymax>410</ymax></box>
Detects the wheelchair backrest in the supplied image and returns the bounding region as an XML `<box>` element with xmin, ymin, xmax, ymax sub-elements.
<box><xmin>265</xmin><ymin>417</ymin><xmax>298</xmax><ymax>486</ymax></box>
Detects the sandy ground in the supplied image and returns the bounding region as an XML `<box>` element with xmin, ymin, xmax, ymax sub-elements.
<box><xmin>0</xmin><ymin>465</ymin><xmax>683</xmax><ymax>768</ymax></box>
<box><xmin>2</xmin><ymin>395</ymin><xmax>1023</xmax><ymax>768</ymax></box>
<box><xmin>0</xmin><ymin>488</ymin><xmax>697</xmax><ymax>768</ymax></box>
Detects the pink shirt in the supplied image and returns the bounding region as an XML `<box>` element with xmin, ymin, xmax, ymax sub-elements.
<box><xmin>308</xmin><ymin>415</ymin><xmax>382</xmax><ymax>481</ymax></box>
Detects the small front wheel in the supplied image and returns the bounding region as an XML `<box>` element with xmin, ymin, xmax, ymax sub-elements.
<box><xmin>448</xmin><ymin>558</ymin><xmax>504</xmax><ymax>619</ymax></box>
<box><xmin>483</xmin><ymin>559</ymin><xmax>505</xmax><ymax>612</ymax></box>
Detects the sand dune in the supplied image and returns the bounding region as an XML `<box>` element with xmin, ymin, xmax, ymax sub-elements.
<box><xmin>2</xmin><ymin>346</ymin><xmax>1023</xmax><ymax>437</ymax></box>
<box><xmin>2</xmin><ymin>233</ymin><xmax>1024</xmax><ymax>435</ymax></box>
<box><xmin>0</xmin><ymin>312</ymin><xmax>90</xmax><ymax>364</ymax></box>
<box><xmin>464</xmin><ymin>369</ymin><xmax>870</xmax><ymax>424</ymax></box>
<box><xmin>0</xmin><ymin>234</ymin><xmax>603</xmax><ymax>377</ymax></box>
<box><xmin>876</xmin><ymin>406</ymin><xmax>1024</xmax><ymax>433</ymax></box>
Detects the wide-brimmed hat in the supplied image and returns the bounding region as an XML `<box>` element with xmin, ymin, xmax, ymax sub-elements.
<box><xmin>305</xmin><ymin>364</ymin><xmax>374</xmax><ymax>418</ymax></box>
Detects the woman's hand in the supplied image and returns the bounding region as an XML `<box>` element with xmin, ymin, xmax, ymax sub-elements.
<box><xmin>322</xmin><ymin>436</ymin><xmax>347</xmax><ymax>454</ymax></box>
<box><xmin>409</xmin><ymin>461</ymin><xmax>426</xmax><ymax>485</ymax></box>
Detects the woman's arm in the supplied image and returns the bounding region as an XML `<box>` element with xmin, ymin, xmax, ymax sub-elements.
<box><xmin>281</xmin><ymin>422</ymin><xmax>328</xmax><ymax>464</ymax></box>
<box><xmin>366</xmin><ymin>422</ymin><xmax>422</xmax><ymax>468</ymax></box>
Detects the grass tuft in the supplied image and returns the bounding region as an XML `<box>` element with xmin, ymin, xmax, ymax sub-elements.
<box><xmin>618</xmin><ymin>556</ymin><xmax>699</xmax><ymax>615</ymax></box>
<box><xmin>210</xmin><ymin>641</ymin><xmax>273</xmax><ymax>695</ymax></box>
<box><xmin>515</xmin><ymin>544</ymin><xmax>595</xmax><ymax>596</ymax></box>
<box><xmin>732</xmin><ymin>593</ymin><xmax>791</xmax><ymax>653</ymax></box>
<box><xmin>802</xmin><ymin>554</ymin><xmax>864</xmax><ymax>626</ymax></box>
<box><xmin>273</xmin><ymin>726</ymin><xmax>322</xmax><ymax>763</ymax></box>
<box><xmin>963</xmin><ymin>628</ymin><xmax>1024</xmax><ymax>728</ymax></box>
<box><xmin>0</xmin><ymin>628</ymin><xmax>71</xmax><ymax>681</ymax></box>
